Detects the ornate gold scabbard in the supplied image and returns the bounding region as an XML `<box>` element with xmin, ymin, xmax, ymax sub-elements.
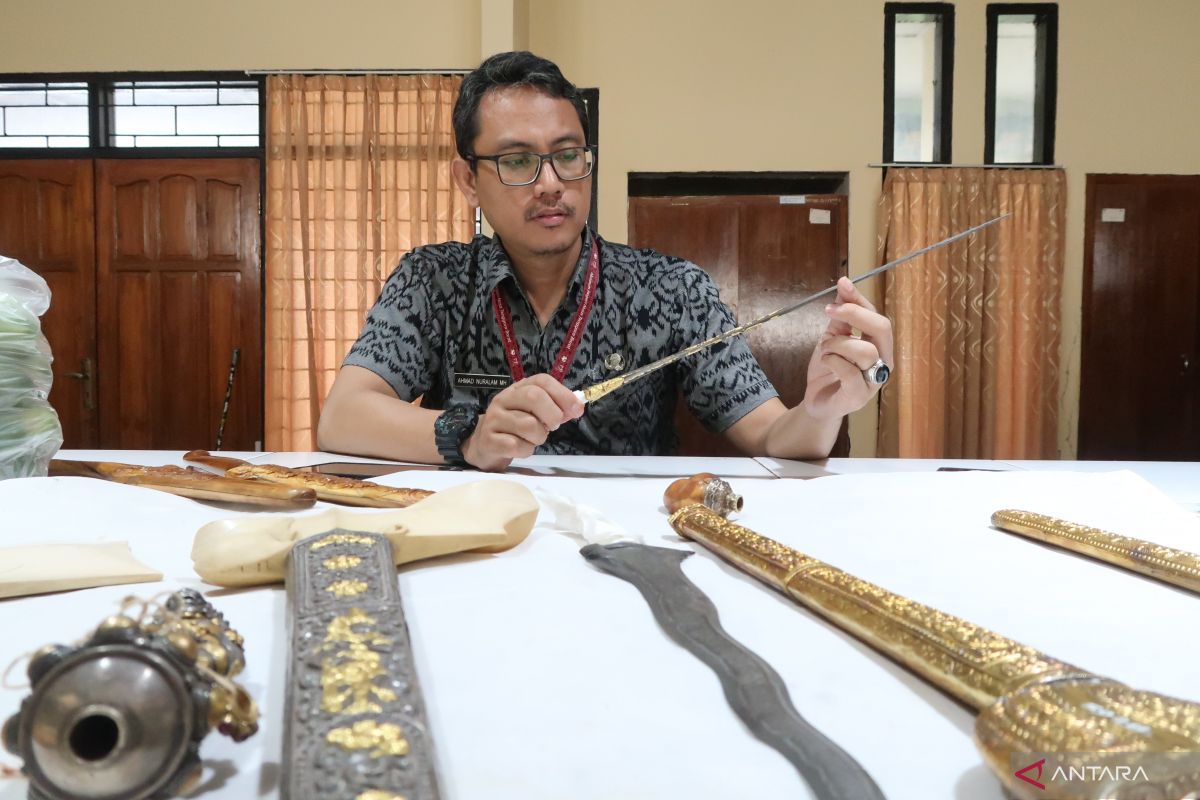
<box><xmin>669</xmin><ymin>504</ymin><xmax>1200</xmax><ymax>799</ymax></box>
<box><xmin>992</xmin><ymin>509</ymin><xmax>1200</xmax><ymax>595</ymax></box>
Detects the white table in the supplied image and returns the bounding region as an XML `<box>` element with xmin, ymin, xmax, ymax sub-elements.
<box><xmin>2</xmin><ymin>453</ymin><xmax>1198</xmax><ymax>799</ymax></box>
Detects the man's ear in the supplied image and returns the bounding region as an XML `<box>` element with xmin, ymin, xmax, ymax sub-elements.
<box><xmin>451</xmin><ymin>158</ymin><xmax>479</xmax><ymax>206</ymax></box>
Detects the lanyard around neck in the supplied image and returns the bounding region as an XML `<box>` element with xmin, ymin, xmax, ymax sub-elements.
<box><xmin>491</xmin><ymin>238</ymin><xmax>600</xmax><ymax>383</ymax></box>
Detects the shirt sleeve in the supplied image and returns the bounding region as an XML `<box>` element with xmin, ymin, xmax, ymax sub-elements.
<box><xmin>342</xmin><ymin>250</ymin><xmax>441</xmax><ymax>402</ymax></box>
<box><xmin>676</xmin><ymin>265</ymin><xmax>779</xmax><ymax>433</ymax></box>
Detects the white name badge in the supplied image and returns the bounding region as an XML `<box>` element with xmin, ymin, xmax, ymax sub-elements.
<box><xmin>453</xmin><ymin>372</ymin><xmax>513</xmax><ymax>390</ymax></box>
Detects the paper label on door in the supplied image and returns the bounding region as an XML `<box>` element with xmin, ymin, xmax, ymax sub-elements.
<box><xmin>779</xmin><ymin>195</ymin><xmax>807</xmax><ymax>204</ymax></box>
<box><xmin>1101</xmin><ymin>208</ymin><xmax>1126</xmax><ymax>223</ymax></box>
<box><xmin>809</xmin><ymin>208</ymin><xmax>832</xmax><ymax>225</ymax></box>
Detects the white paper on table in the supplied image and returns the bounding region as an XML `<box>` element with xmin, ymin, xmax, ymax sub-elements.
<box><xmin>0</xmin><ymin>541</ymin><xmax>162</xmax><ymax>599</ymax></box>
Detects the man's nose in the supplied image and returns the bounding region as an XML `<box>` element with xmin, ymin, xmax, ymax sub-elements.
<box><xmin>532</xmin><ymin>155</ymin><xmax>564</xmax><ymax>196</ymax></box>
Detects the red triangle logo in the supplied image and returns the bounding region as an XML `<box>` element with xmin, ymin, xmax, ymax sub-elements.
<box><xmin>1015</xmin><ymin>758</ymin><xmax>1047</xmax><ymax>790</ymax></box>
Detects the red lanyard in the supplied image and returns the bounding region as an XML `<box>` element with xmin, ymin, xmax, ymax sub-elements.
<box><xmin>491</xmin><ymin>238</ymin><xmax>600</xmax><ymax>383</ymax></box>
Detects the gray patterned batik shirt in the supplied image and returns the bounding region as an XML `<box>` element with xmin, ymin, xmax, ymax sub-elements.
<box><xmin>343</xmin><ymin>228</ymin><xmax>778</xmax><ymax>455</ymax></box>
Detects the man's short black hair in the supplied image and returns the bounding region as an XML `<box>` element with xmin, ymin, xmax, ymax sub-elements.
<box><xmin>453</xmin><ymin>50</ymin><xmax>589</xmax><ymax>160</ymax></box>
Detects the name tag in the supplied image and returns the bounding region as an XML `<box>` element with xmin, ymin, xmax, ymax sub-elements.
<box><xmin>453</xmin><ymin>372</ymin><xmax>513</xmax><ymax>390</ymax></box>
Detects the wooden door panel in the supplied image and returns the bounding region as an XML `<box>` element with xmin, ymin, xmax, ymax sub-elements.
<box><xmin>207</xmin><ymin>179</ymin><xmax>245</xmax><ymax>259</ymax></box>
<box><xmin>114</xmin><ymin>271</ymin><xmax>154</xmax><ymax>448</ymax></box>
<box><xmin>97</xmin><ymin>158</ymin><xmax>262</xmax><ymax>450</ymax></box>
<box><xmin>629</xmin><ymin>194</ymin><xmax>848</xmax><ymax>457</ymax></box>
<box><xmin>739</xmin><ymin>198</ymin><xmax>848</xmax><ymax>408</ymax></box>
<box><xmin>1080</xmin><ymin>174</ymin><xmax>1200</xmax><ymax>459</ymax></box>
<box><xmin>0</xmin><ymin>160</ymin><xmax>98</xmax><ymax>447</ymax></box>
<box><xmin>208</xmin><ymin>272</ymin><xmax>252</xmax><ymax>449</ymax></box>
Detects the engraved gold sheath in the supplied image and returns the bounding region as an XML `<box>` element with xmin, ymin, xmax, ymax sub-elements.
<box><xmin>668</xmin><ymin>504</ymin><xmax>1200</xmax><ymax>800</ymax></box>
<box><xmin>285</xmin><ymin>530</ymin><xmax>440</xmax><ymax>799</ymax></box>
<box><xmin>992</xmin><ymin>509</ymin><xmax>1200</xmax><ymax>595</ymax></box>
<box><xmin>669</xmin><ymin>503</ymin><xmax>1080</xmax><ymax>710</ymax></box>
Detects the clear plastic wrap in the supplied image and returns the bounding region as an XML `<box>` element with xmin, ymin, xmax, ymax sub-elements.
<box><xmin>0</xmin><ymin>257</ymin><xmax>62</xmax><ymax>478</ymax></box>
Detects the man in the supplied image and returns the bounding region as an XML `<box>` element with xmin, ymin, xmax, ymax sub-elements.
<box><xmin>318</xmin><ymin>51</ymin><xmax>892</xmax><ymax>472</ymax></box>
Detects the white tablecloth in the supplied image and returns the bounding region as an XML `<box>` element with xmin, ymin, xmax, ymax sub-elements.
<box><xmin>2</xmin><ymin>454</ymin><xmax>1198</xmax><ymax>799</ymax></box>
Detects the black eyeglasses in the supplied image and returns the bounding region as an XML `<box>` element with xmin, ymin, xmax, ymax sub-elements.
<box><xmin>468</xmin><ymin>145</ymin><xmax>596</xmax><ymax>186</ymax></box>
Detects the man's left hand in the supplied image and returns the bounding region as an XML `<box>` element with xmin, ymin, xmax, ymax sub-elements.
<box><xmin>803</xmin><ymin>276</ymin><xmax>894</xmax><ymax>420</ymax></box>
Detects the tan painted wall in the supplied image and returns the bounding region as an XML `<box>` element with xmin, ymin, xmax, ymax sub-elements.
<box><xmin>5</xmin><ymin>0</ymin><xmax>1200</xmax><ymax>457</ymax></box>
<box><xmin>0</xmin><ymin>0</ymin><xmax>481</xmax><ymax>72</ymax></box>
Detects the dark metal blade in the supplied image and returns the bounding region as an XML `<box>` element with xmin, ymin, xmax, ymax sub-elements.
<box><xmin>582</xmin><ymin>541</ymin><xmax>885</xmax><ymax>800</ymax></box>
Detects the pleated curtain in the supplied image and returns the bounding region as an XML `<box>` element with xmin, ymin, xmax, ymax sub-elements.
<box><xmin>264</xmin><ymin>74</ymin><xmax>475</xmax><ymax>450</ymax></box>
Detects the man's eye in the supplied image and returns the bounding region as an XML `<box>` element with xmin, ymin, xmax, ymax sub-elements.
<box><xmin>502</xmin><ymin>154</ymin><xmax>535</xmax><ymax>169</ymax></box>
<box><xmin>555</xmin><ymin>150</ymin><xmax>580</xmax><ymax>163</ymax></box>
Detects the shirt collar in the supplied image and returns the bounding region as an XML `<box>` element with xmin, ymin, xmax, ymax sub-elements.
<box><xmin>482</xmin><ymin>227</ymin><xmax>596</xmax><ymax>300</ymax></box>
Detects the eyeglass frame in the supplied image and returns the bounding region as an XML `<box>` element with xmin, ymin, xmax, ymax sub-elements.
<box><xmin>466</xmin><ymin>145</ymin><xmax>597</xmax><ymax>187</ymax></box>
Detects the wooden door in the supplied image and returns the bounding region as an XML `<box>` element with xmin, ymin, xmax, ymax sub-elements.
<box><xmin>629</xmin><ymin>195</ymin><xmax>849</xmax><ymax>456</ymax></box>
<box><xmin>96</xmin><ymin>159</ymin><xmax>262</xmax><ymax>450</ymax></box>
<box><xmin>1080</xmin><ymin>174</ymin><xmax>1200</xmax><ymax>460</ymax></box>
<box><xmin>0</xmin><ymin>160</ymin><xmax>98</xmax><ymax>447</ymax></box>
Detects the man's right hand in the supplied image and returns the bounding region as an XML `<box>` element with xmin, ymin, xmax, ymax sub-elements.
<box><xmin>461</xmin><ymin>374</ymin><xmax>585</xmax><ymax>471</ymax></box>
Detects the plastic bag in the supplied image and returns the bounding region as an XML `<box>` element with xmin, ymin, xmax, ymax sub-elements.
<box><xmin>0</xmin><ymin>397</ymin><xmax>61</xmax><ymax>479</ymax></box>
<box><xmin>0</xmin><ymin>256</ymin><xmax>51</xmax><ymax>317</ymax></box>
<box><xmin>0</xmin><ymin>256</ymin><xmax>62</xmax><ymax>478</ymax></box>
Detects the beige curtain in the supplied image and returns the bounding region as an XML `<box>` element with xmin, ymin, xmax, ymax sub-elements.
<box><xmin>264</xmin><ymin>74</ymin><xmax>475</xmax><ymax>450</ymax></box>
<box><xmin>876</xmin><ymin>167</ymin><xmax>1066</xmax><ymax>459</ymax></box>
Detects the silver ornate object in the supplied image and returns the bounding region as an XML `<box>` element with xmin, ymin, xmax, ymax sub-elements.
<box><xmin>2</xmin><ymin>589</ymin><xmax>258</xmax><ymax>800</ymax></box>
<box><xmin>284</xmin><ymin>530</ymin><xmax>440</xmax><ymax>800</ymax></box>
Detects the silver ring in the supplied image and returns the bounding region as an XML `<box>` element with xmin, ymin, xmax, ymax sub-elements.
<box><xmin>863</xmin><ymin>358</ymin><xmax>891</xmax><ymax>386</ymax></box>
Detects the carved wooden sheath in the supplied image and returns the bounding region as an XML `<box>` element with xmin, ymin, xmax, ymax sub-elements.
<box><xmin>285</xmin><ymin>530</ymin><xmax>440</xmax><ymax>800</ymax></box>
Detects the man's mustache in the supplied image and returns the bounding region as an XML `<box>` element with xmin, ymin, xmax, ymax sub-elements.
<box><xmin>526</xmin><ymin>204</ymin><xmax>575</xmax><ymax>221</ymax></box>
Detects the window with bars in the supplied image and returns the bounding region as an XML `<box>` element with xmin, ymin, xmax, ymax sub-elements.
<box><xmin>0</xmin><ymin>74</ymin><xmax>261</xmax><ymax>151</ymax></box>
<box><xmin>883</xmin><ymin>3</ymin><xmax>955</xmax><ymax>164</ymax></box>
<box><xmin>985</xmin><ymin>4</ymin><xmax>1058</xmax><ymax>164</ymax></box>
<box><xmin>0</xmin><ymin>82</ymin><xmax>89</xmax><ymax>148</ymax></box>
<box><xmin>106</xmin><ymin>79</ymin><xmax>259</xmax><ymax>148</ymax></box>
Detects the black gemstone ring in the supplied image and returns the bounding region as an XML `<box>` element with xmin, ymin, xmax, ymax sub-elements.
<box><xmin>863</xmin><ymin>358</ymin><xmax>891</xmax><ymax>386</ymax></box>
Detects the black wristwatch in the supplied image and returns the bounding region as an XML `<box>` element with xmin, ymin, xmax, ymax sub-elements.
<box><xmin>434</xmin><ymin>403</ymin><xmax>480</xmax><ymax>467</ymax></box>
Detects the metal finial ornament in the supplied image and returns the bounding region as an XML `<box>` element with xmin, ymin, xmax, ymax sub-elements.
<box><xmin>2</xmin><ymin>589</ymin><xmax>258</xmax><ymax>800</ymax></box>
<box><xmin>663</xmin><ymin>472</ymin><xmax>743</xmax><ymax>517</ymax></box>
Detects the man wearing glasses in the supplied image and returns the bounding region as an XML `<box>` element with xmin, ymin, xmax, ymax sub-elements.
<box><xmin>319</xmin><ymin>51</ymin><xmax>893</xmax><ymax>472</ymax></box>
